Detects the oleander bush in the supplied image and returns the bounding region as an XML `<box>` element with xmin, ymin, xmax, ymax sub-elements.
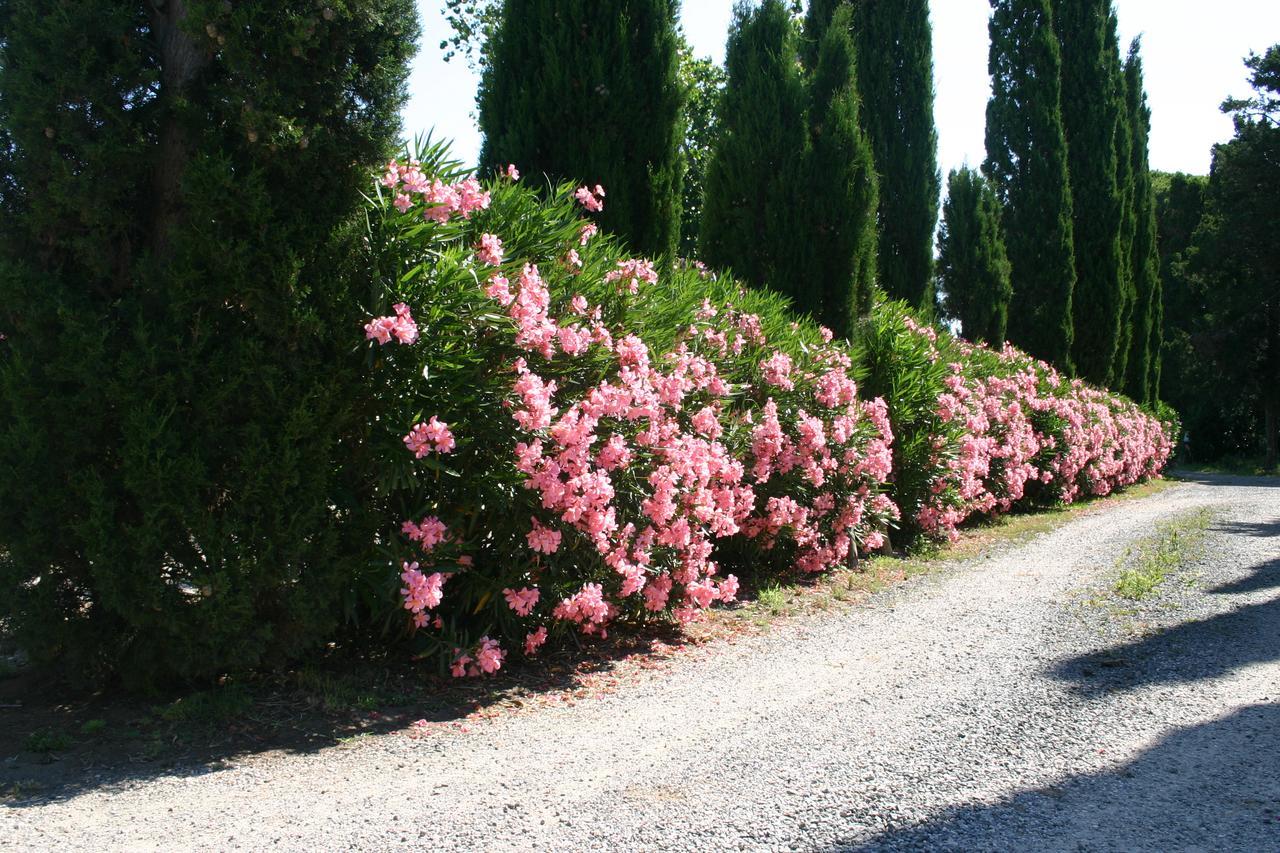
<box><xmin>359</xmin><ymin>142</ymin><xmax>900</xmax><ymax>674</ymax></box>
<box><xmin>361</xmin><ymin>142</ymin><xmax>1173</xmax><ymax>675</ymax></box>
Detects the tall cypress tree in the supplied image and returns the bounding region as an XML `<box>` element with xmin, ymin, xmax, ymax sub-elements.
<box><xmin>984</xmin><ymin>0</ymin><xmax>1077</xmax><ymax>370</ymax></box>
<box><xmin>1108</xmin><ymin>10</ymin><xmax>1137</xmax><ymax>386</ymax></box>
<box><xmin>938</xmin><ymin>167</ymin><xmax>1014</xmax><ymax>346</ymax></box>
<box><xmin>478</xmin><ymin>0</ymin><xmax>685</xmax><ymax>260</ymax></box>
<box><xmin>0</xmin><ymin>0</ymin><xmax>418</xmax><ymax>683</ymax></box>
<box><xmin>1053</xmin><ymin>0</ymin><xmax>1126</xmax><ymax>384</ymax></box>
<box><xmin>1123</xmin><ymin>37</ymin><xmax>1162</xmax><ymax>403</ymax></box>
<box><xmin>808</xmin><ymin>0</ymin><xmax>940</xmax><ymax>312</ymax></box>
<box><xmin>701</xmin><ymin>0</ymin><xmax>807</xmax><ymax>294</ymax></box>
<box><xmin>800</xmin><ymin>4</ymin><xmax>879</xmax><ymax>334</ymax></box>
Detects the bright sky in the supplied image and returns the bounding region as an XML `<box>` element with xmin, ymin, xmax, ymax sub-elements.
<box><xmin>402</xmin><ymin>0</ymin><xmax>1280</xmax><ymax>177</ymax></box>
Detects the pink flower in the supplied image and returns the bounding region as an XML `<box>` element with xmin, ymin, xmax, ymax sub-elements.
<box><xmin>575</xmin><ymin>185</ymin><xmax>605</xmax><ymax>213</ymax></box>
<box><xmin>718</xmin><ymin>574</ymin><xmax>740</xmax><ymax>602</ymax></box>
<box><xmin>475</xmin><ymin>636</ymin><xmax>505</xmax><ymax>674</ymax></box>
<box><xmin>524</xmin><ymin>626</ymin><xmax>548</xmax><ymax>656</ymax></box>
<box><xmin>579</xmin><ymin>222</ymin><xmax>599</xmax><ymax>245</ymax></box>
<box><xmin>527</xmin><ymin>518</ymin><xmax>562</xmax><ymax>554</ymax></box>
<box><xmin>503</xmin><ymin>586</ymin><xmax>541</xmax><ymax>616</ymax></box>
<box><xmin>485</xmin><ymin>274</ymin><xmax>514</xmax><ymax>306</ymax></box>
<box><xmin>760</xmin><ymin>352</ymin><xmax>795</xmax><ymax>390</ymax></box>
<box><xmin>402</xmin><ymin>516</ymin><xmax>449</xmax><ymax>551</ymax></box>
<box><xmin>505</xmin><ymin>164</ymin><xmax>520</xmax><ymax>180</ymax></box>
<box><xmin>400</xmin><ymin>562</ymin><xmax>446</xmax><ymax>614</ymax></box>
<box><xmin>393</xmin><ymin>193</ymin><xmax>413</xmax><ymax>213</ymax></box>
<box><xmin>476</xmin><ymin>233</ymin><xmax>504</xmax><ymax>266</ymax></box>
<box><xmin>404</xmin><ymin>416</ymin><xmax>455</xmax><ymax>457</ymax></box>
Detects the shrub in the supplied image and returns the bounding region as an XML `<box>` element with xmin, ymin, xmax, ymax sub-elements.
<box><xmin>359</xmin><ymin>143</ymin><xmax>899</xmax><ymax>673</ymax></box>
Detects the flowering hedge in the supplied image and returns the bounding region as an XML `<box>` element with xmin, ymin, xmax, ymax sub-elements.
<box><xmin>858</xmin><ymin>302</ymin><xmax>1175</xmax><ymax>543</ymax></box>
<box><xmin>362</xmin><ymin>143</ymin><xmax>1173</xmax><ymax>675</ymax></box>
<box><xmin>361</xmin><ymin>144</ymin><xmax>899</xmax><ymax>675</ymax></box>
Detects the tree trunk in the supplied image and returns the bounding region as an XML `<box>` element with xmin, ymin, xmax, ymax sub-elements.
<box><xmin>149</xmin><ymin>0</ymin><xmax>209</xmax><ymax>256</ymax></box>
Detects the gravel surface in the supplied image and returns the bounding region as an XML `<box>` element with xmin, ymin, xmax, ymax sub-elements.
<box><xmin>7</xmin><ymin>473</ymin><xmax>1280</xmax><ymax>852</ymax></box>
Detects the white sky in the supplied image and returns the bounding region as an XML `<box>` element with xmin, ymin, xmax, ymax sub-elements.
<box><xmin>403</xmin><ymin>0</ymin><xmax>1280</xmax><ymax>177</ymax></box>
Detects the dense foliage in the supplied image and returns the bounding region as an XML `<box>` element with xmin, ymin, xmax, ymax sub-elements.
<box><xmin>985</xmin><ymin>0</ymin><xmax>1078</xmax><ymax>371</ymax></box>
<box><xmin>0</xmin><ymin>0</ymin><xmax>418</xmax><ymax>685</ymax></box>
<box><xmin>938</xmin><ymin>167</ymin><xmax>1013</xmax><ymax>347</ymax></box>
<box><xmin>477</xmin><ymin>0</ymin><xmax>685</xmax><ymax>260</ymax></box>
<box><xmin>1166</xmin><ymin>47</ymin><xmax>1280</xmax><ymax>467</ymax></box>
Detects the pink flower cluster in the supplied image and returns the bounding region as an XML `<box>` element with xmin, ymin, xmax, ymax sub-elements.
<box><xmin>364</xmin><ymin>303</ymin><xmax>419</xmax><ymax>345</ymax></box>
<box><xmin>404</xmin><ymin>416</ymin><xmax>456</xmax><ymax>457</ymax></box>
<box><xmin>575</xmin><ymin>184</ymin><xmax>606</xmax><ymax>213</ymax></box>
<box><xmin>381</xmin><ymin>159</ymin><xmax>491</xmax><ymax>223</ymax></box>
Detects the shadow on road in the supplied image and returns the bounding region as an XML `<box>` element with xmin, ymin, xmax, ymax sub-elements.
<box><xmin>1168</xmin><ymin>469</ymin><xmax>1280</xmax><ymax>489</ymax></box>
<box><xmin>1047</xmin><ymin>566</ymin><xmax>1280</xmax><ymax>697</ymax></box>
<box><xmin>831</xmin><ymin>703</ymin><xmax>1280</xmax><ymax>851</ymax></box>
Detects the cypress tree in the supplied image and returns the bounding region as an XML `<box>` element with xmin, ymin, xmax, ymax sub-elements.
<box><xmin>478</xmin><ymin>0</ymin><xmax>685</xmax><ymax>260</ymax></box>
<box><xmin>984</xmin><ymin>0</ymin><xmax>1077</xmax><ymax>370</ymax></box>
<box><xmin>1123</xmin><ymin>38</ymin><xmax>1162</xmax><ymax>404</ymax></box>
<box><xmin>701</xmin><ymin>0</ymin><xmax>808</xmax><ymax>294</ymax></box>
<box><xmin>1053</xmin><ymin>0</ymin><xmax>1126</xmax><ymax>384</ymax></box>
<box><xmin>808</xmin><ymin>0</ymin><xmax>940</xmax><ymax>312</ymax></box>
<box><xmin>937</xmin><ymin>167</ymin><xmax>1014</xmax><ymax>346</ymax></box>
<box><xmin>1108</xmin><ymin>11</ymin><xmax>1138</xmax><ymax>386</ymax></box>
<box><xmin>800</xmin><ymin>4</ymin><xmax>879</xmax><ymax>334</ymax></box>
<box><xmin>0</xmin><ymin>0</ymin><xmax>418</xmax><ymax>683</ymax></box>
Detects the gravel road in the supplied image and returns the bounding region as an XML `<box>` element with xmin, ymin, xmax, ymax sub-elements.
<box><xmin>7</xmin><ymin>473</ymin><xmax>1280</xmax><ymax>852</ymax></box>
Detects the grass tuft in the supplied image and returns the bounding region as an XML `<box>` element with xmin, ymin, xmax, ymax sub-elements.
<box><xmin>1113</xmin><ymin>509</ymin><xmax>1213</xmax><ymax>600</ymax></box>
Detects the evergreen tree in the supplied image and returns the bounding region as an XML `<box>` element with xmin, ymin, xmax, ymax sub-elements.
<box><xmin>1109</xmin><ymin>12</ymin><xmax>1138</xmax><ymax>386</ymax></box>
<box><xmin>937</xmin><ymin>167</ymin><xmax>1014</xmax><ymax>346</ymax></box>
<box><xmin>807</xmin><ymin>0</ymin><xmax>940</xmax><ymax>312</ymax></box>
<box><xmin>1053</xmin><ymin>0</ymin><xmax>1126</xmax><ymax>384</ymax></box>
<box><xmin>478</xmin><ymin>0</ymin><xmax>685</xmax><ymax>260</ymax></box>
<box><xmin>1122</xmin><ymin>38</ymin><xmax>1162</xmax><ymax>403</ymax></box>
<box><xmin>984</xmin><ymin>0</ymin><xmax>1077</xmax><ymax>370</ymax></box>
<box><xmin>0</xmin><ymin>0</ymin><xmax>418</xmax><ymax>683</ymax></box>
<box><xmin>701</xmin><ymin>0</ymin><xmax>808</xmax><ymax>294</ymax></box>
<box><xmin>800</xmin><ymin>4</ymin><xmax>879</xmax><ymax>334</ymax></box>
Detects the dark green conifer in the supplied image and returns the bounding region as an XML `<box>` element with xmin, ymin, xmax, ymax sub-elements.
<box><xmin>1122</xmin><ymin>38</ymin><xmax>1162</xmax><ymax>404</ymax></box>
<box><xmin>0</xmin><ymin>0</ymin><xmax>418</xmax><ymax>683</ymax></box>
<box><xmin>1109</xmin><ymin>11</ymin><xmax>1138</xmax><ymax>386</ymax></box>
<box><xmin>799</xmin><ymin>5</ymin><xmax>880</xmax><ymax>334</ymax></box>
<box><xmin>937</xmin><ymin>167</ymin><xmax>1014</xmax><ymax>346</ymax></box>
<box><xmin>1053</xmin><ymin>0</ymin><xmax>1126</xmax><ymax>384</ymax></box>
<box><xmin>984</xmin><ymin>0</ymin><xmax>1077</xmax><ymax>369</ymax></box>
<box><xmin>806</xmin><ymin>0</ymin><xmax>940</xmax><ymax>312</ymax></box>
<box><xmin>478</xmin><ymin>0</ymin><xmax>685</xmax><ymax>259</ymax></box>
<box><xmin>701</xmin><ymin>0</ymin><xmax>808</xmax><ymax>294</ymax></box>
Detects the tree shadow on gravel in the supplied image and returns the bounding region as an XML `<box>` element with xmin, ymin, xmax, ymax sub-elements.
<box><xmin>1212</xmin><ymin>517</ymin><xmax>1280</xmax><ymax>539</ymax></box>
<box><xmin>1168</xmin><ymin>470</ymin><xmax>1280</xmax><ymax>488</ymax></box>
<box><xmin>0</xmin><ymin>621</ymin><xmax>694</xmax><ymax>808</ymax></box>
<box><xmin>1048</xmin><ymin>555</ymin><xmax>1280</xmax><ymax>697</ymax></box>
<box><xmin>828</xmin><ymin>703</ymin><xmax>1280</xmax><ymax>852</ymax></box>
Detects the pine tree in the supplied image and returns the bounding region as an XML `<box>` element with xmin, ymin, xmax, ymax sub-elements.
<box><xmin>1123</xmin><ymin>38</ymin><xmax>1162</xmax><ymax>404</ymax></box>
<box><xmin>938</xmin><ymin>167</ymin><xmax>1014</xmax><ymax>346</ymax></box>
<box><xmin>800</xmin><ymin>4</ymin><xmax>879</xmax><ymax>334</ymax></box>
<box><xmin>984</xmin><ymin>0</ymin><xmax>1077</xmax><ymax>370</ymax></box>
<box><xmin>1053</xmin><ymin>0</ymin><xmax>1126</xmax><ymax>384</ymax></box>
<box><xmin>701</xmin><ymin>0</ymin><xmax>808</xmax><ymax>294</ymax></box>
<box><xmin>807</xmin><ymin>0</ymin><xmax>940</xmax><ymax>312</ymax></box>
<box><xmin>478</xmin><ymin>0</ymin><xmax>685</xmax><ymax>260</ymax></box>
<box><xmin>0</xmin><ymin>0</ymin><xmax>418</xmax><ymax>684</ymax></box>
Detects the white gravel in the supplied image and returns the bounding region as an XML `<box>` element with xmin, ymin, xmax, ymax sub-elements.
<box><xmin>7</xmin><ymin>473</ymin><xmax>1280</xmax><ymax>852</ymax></box>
